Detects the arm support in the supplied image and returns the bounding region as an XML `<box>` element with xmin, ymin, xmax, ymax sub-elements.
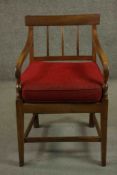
<box><xmin>93</xmin><ymin>29</ymin><xmax>109</xmax><ymax>85</ymax></box>
<box><xmin>15</xmin><ymin>27</ymin><xmax>33</xmax><ymax>83</ymax></box>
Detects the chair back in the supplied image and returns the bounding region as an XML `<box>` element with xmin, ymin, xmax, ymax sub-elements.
<box><xmin>25</xmin><ymin>14</ymin><xmax>100</xmax><ymax>61</ymax></box>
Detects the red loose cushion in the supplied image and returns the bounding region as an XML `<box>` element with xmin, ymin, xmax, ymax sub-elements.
<box><xmin>21</xmin><ymin>61</ymin><xmax>104</xmax><ymax>103</ymax></box>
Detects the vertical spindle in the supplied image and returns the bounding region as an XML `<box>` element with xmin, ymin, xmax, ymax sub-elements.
<box><xmin>61</xmin><ymin>26</ymin><xmax>64</xmax><ymax>56</ymax></box>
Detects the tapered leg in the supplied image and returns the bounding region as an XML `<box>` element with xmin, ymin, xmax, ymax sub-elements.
<box><xmin>33</xmin><ymin>113</ymin><xmax>39</xmax><ymax>128</ymax></box>
<box><xmin>89</xmin><ymin>113</ymin><xmax>95</xmax><ymax>127</ymax></box>
<box><xmin>16</xmin><ymin>99</ymin><xmax>24</xmax><ymax>166</ymax></box>
<box><xmin>101</xmin><ymin>99</ymin><xmax>108</xmax><ymax>166</ymax></box>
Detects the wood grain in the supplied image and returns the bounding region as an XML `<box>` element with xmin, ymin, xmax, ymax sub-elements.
<box><xmin>61</xmin><ymin>26</ymin><xmax>64</xmax><ymax>56</ymax></box>
<box><xmin>29</xmin><ymin>26</ymin><xmax>34</xmax><ymax>62</ymax></box>
<box><xmin>47</xmin><ymin>26</ymin><xmax>49</xmax><ymax>56</ymax></box>
<box><xmin>23</xmin><ymin>103</ymin><xmax>102</xmax><ymax>113</ymax></box>
<box><xmin>34</xmin><ymin>55</ymin><xmax>93</xmax><ymax>61</ymax></box>
<box><xmin>92</xmin><ymin>25</ymin><xmax>96</xmax><ymax>61</ymax></box>
<box><xmin>15</xmin><ymin>27</ymin><xmax>33</xmax><ymax>80</ymax></box>
<box><xmin>24</xmin><ymin>136</ymin><xmax>101</xmax><ymax>143</ymax></box>
<box><xmin>77</xmin><ymin>26</ymin><xmax>79</xmax><ymax>56</ymax></box>
<box><xmin>25</xmin><ymin>14</ymin><xmax>100</xmax><ymax>26</ymax></box>
<box><xmin>93</xmin><ymin>27</ymin><xmax>109</xmax><ymax>84</ymax></box>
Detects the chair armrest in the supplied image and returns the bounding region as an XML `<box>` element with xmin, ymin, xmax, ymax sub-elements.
<box><xmin>93</xmin><ymin>29</ymin><xmax>109</xmax><ymax>85</ymax></box>
<box><xmin>15</xmin><ymin>28</ymin><xmax>33</xmax><ymax>82</ymax></box>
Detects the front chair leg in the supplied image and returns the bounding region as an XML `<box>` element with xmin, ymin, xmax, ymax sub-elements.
<box><xmin>16</xmin><ymin>99</ymin><xmax>24</xmax><ymax>167</ymax></box>
<box><xmin>101</xmin><ymin>100</ymin><xmax>108</xmax><ymax>166</ymax></box>
<box><xmin>89</xmin><ymin>113</ymin><xmax>95</xmax><ymax>127</ymax></box>
<box><xmin>33</xmin><ymin>113</ymin><xmax>39</xmax><ymax>128</ymax></box>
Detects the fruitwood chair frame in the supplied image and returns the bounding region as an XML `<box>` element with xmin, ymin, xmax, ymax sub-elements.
<box><xmin>15</xmin><ymin>14</ymin><xmax>109</xmax><ymax>166</ymax></box>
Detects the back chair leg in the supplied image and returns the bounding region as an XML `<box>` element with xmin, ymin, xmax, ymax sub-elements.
<box><xmin>16</xmin><ymin>99</ymin><xmax>24</xmax><ymax>167</ymax></box>
<box><xmin>89</xmin><ymin>113</ymin><xmax>95</xmax><ymax>127</ymax></box>
<box><xmin>33</xmin><ymin>113</ymin><xmax>39</xmax><ymax>128</ymax></box>
<box><xmin>101</xmin><ymin>100</ymin><xmax>108</xmax><ymax>166</ymax></box>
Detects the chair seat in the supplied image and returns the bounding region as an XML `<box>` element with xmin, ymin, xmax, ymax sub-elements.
<box><xmin>21</xmin><ymin>61</ymin><xmax>104</xmax><ymax>103</ymax></box>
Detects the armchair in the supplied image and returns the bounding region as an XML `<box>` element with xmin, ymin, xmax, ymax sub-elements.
<box><xmin>15</xmin><ymin>14</ymin><xmax>109</xmax><ymax>166</ymax></box>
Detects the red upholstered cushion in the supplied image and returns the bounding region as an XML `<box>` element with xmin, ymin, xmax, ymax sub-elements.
<box><xmin>21</xmin><ymin>61</ymin><xmax>103</xmax><ymax>103</ymax></box>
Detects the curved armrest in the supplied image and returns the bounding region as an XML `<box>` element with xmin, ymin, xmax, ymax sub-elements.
<box><xmin>15</xmin><ymin>28</ymin><xmax>33</xmax><ymax>82</ymax></box>
<box><xmin>93</xmin><ymin>29</ymin><xmax>109</xmax><ymax>85</ymax></box>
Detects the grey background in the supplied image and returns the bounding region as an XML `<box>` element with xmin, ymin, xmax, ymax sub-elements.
<box><xmin>0</xmin><ymin>0</ymin><xmax>117</xmax><ymax>80</ymax></box>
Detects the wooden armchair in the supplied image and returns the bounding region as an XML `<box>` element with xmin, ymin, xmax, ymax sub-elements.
<box><xmin>15</xmin><ymin>14</ymin><xmax>109</xmax><ymax>166</ymax></box>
